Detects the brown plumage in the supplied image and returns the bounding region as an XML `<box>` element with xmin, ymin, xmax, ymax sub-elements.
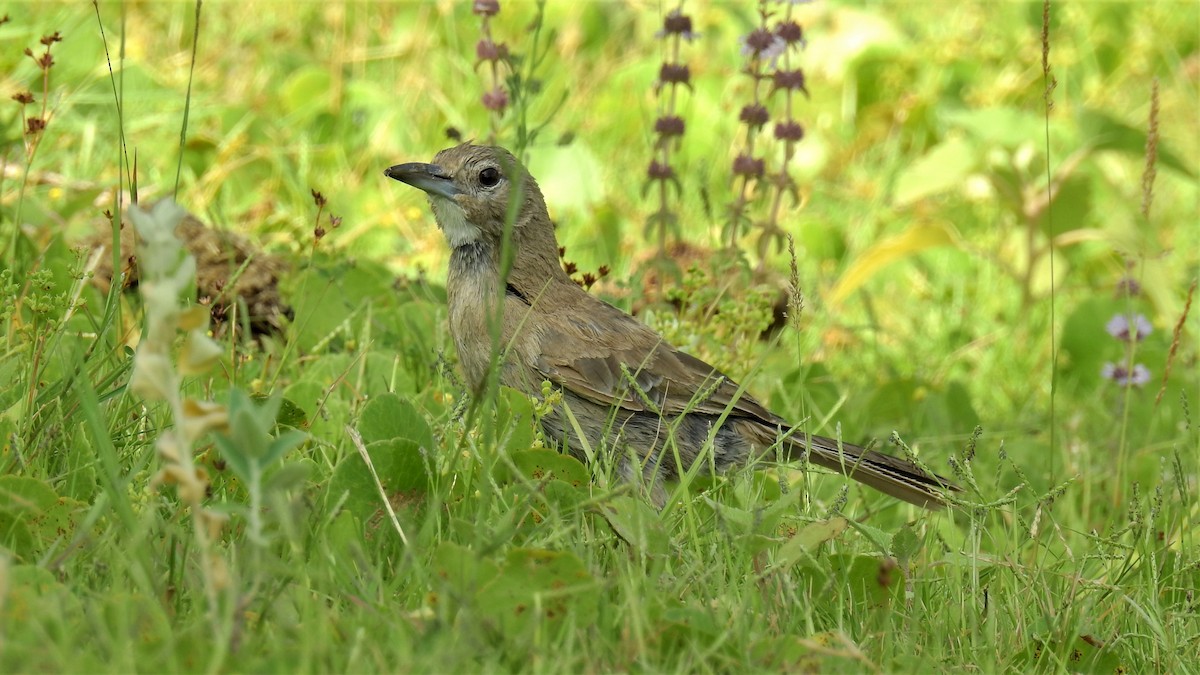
<box><xmin>386</xmin><ymin>143</ymin><xmax>959</xmax><ymax>509</ymax></box>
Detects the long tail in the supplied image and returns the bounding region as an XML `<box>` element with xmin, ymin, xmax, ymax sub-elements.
<box><xmin>788</xmin><ymin>433</ymin><xmax>960</xmax><ymax>509</ymax></box>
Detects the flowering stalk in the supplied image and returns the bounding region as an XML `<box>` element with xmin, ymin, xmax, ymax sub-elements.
<box><xmin>128</xmin><ymin>200</ymin><xmax>231</xmax><ymax>642</ymax></box>
<box><xmin>15</xmin><ymin>31</ymin><xmax>62</xmax><ymax>164</ymax></box>
<box><xmin>645</xmin><ymin>7</ymin><xmax>696</xmax><ymax>261</ymax></box>
<box><xmin>726</xmin><ymin>0</ymin><xmax>810</xmax><ymax>265</ymax></box>
<box><xmin>473</xmin><ymin>0</ymin><xmax>510</xmax><ymax>143</ymax></box>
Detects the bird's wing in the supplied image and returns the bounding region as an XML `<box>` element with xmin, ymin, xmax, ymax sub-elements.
<box><xmin>532</xmin><ymin>302</ymin><xmax>781</xmax><ymax>424</ymax></box>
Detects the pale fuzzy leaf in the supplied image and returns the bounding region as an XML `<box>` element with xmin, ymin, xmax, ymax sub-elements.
<box><xmin>179</xmin><ymin>330</ymin><xmax>223</xmax><ymax>375</ymax></box>
<box><xmin>130</xmin><ymin>352</ymin><xmax>175</xmax><ymax>401</ymax></box>
<box><xmin>182</xmin><ymin>398</ymin><xmax>229</xmax><ymax>442</ymax></box>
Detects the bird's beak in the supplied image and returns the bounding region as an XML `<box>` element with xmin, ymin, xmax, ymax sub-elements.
<box><xmin>384</xmin><ymin>162</ymin><xmax>461</xmax><ymax>199</ymax></box>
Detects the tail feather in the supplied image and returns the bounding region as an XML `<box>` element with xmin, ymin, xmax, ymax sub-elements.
<box><xmin>790</xmin><ymin>434</ymin><xmax>960</xmax><ymax>509</ymax></box>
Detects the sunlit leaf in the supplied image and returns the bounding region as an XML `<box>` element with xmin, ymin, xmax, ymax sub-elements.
<box><xmin>828</xmin><ymin>222</ymin><xmax>957</xmax><ymax>305</ymax></box>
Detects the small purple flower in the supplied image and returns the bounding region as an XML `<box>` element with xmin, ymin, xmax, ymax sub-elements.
<box><xmin>772</xmin><ymin>68</ymin><xmax>808</xmax><ymax>96</ymax></box>
<box><xmin>656</xmin><ymin>9</ymin><xmax>699</xmax><ymax>41</ymax></box>
<box><xmin>1115</xmin><ymin>276</ymin><xmax>1141</xmax><ymax>298</ymax></box>
<box><xmin>476</xmin><ymin>39</ymin><xmax>508</xmax><ymax>63</ymax></box>
<box><xmin>775</xmin><ymin>20</ymin><xmax>805</xmax><ymax>46</ymax></box>
<box><xmin>732</xmin><ymin>154</ymin><xmax>766</xmax><ymax>179</ymax></box>
<box><xmin>472</xmin><ymin>0</ymin><xmax>500</xmax><ymax>17</ymax></box>
<box><xmin>1101</xmin><ymin>362</ymin><xmax>1151</xmax><ymax>388</ymax></box>
<box><xmin>773</xmin><ymin>120</ymin><xmax>805</xmax><ymax>142</ymax></box>
<box><xmin>647</xmin><ymin>160</ymin><xmax>676</xmax><ymax>181</ymax></box>
<box><xmin>738</xmin><ymin>103</ymin><xmax>770</xmax><ymax>128</ymax></box>
<box><xmin>1105</xmin><ymin>314</ymin><xmax>1152</xmax><ymax>342</ymax></box>
<box><xmin>740</xmin><ymin>28</ymin><xmax>786</xmax><ymax>62</ymax></box>
<box><xmin>658</xmin><ymin>63</ymin><xmax>691</xmax><ymax>86</ymax></box>
<box><xmin>654</xmin><ymin>116</ymin><xmax>686</xmax><ymax>138</ymax></box>
<box><xmin>482</xmin><ymin>87</ymin><xmax>509</xmax><ymax>112</ymax></box>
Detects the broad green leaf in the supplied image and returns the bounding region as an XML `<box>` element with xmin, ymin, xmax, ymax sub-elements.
<box><xmin>528</xmin><ymin>142</ymin><xmax>606</xmax><ymax>214</ymax></box>
<box><xmin>828</xmin><ymin>553</ymin><xmax>903</xmax><ymax>608</ymax></box>
<box><xmin>0</xmin><ymin>476</ymin><xmax>82</xmax><ymax>560</ymax></box>
<box><xmin>496</xmin><ymin>388</ymin><xmax>537</xmax><ymax>454</ymax></box>
<box><xmin>280</xmin><ymin>65</ymin><xmax>332</xmax><ymax>120</ymax></box>
<box><xmin>325</xmin><ymin>437</ymin><xmax>430</xmax><ymax>524</ymax></box>
<box><xmin>476</xmin><ymin>548</ymin><xmax>599</xmax><ymax>634</ymax></box>
<box><xmin>1079</xmin><ymin>108</ymin><xmax>1194</xmax><ymax>177</ymax></box>
<box><xmin>943</xmin><ymin>107</ymin><xmax>1046</xmax><ymax>149</ymax></box>
<box><xmin>596</xmin><ymin>496</ymin><xmax>668</xmax><ymax>557</ymax></box>
<box><xmin>772</xmin><ymin>517</ymin><xmax>850</xmax><ymax>570</ymax></box>
<box><xmin>893</xmin><ymin>136</ymin><xmax>979</xmax><ymax>207</ymax></box>
<box><xmin>432</xmin><ymin>542</ymin><xmax>502</xmax><ymax>597</ymax></box>
<box><xmin>357</xmin><ymin>393</ymin><xmax>435</xmax><ymax>451</ymax></box>
<box><xmin>891</xmin><ymin>524</ymin><xmax>922</xmax><ymax>565</ymax></box>
<box><xmin>504</xmin><ymin>449</ymin><xmax>589</xmax><ymax>488</ymax></box>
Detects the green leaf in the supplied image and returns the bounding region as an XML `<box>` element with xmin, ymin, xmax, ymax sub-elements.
<box><xmin>828</xmin><ymin>554</ymin><xmax>903</xmax><ymax>608</ymax></box>
<box><xmin>527</xmin><ymin>142</ymin><xmax>606</xmax><ymax>214</ymax></box>
<box><xmin>476</xmin><ymin>548</ymin><xmax>599</xmax><ymax>634</ymax></box>
<box><xmin>432</xmin><ymin>542</ymin><xmax>502</xmax><ymax>598</ymax></box>
<box><xmin>496</xmin><ymin>388</ymin><xmax>537</xmax><ymax>454</ymax></box>
<box><xmin>0</xmin><ymin>476</ymin><xmax>82</xmax><ymax>560</ymax></box>
<box><xmin>504</xmin><ymin>449</ymin><xmax>589</xmax><ymax>488</ymax></box>
<box><xmin>280</xmin><ymin>65</ymin><xmax>332</xmax><ymax>120</ymax></box>
<box><xmin>773</xmin><ymin>517</ymin><xmax>850</xmax><ymax>570</ymax></box>
<box><xmin>892</xmin><ymin>136</ymin><xmax>979</xmax><ymax>207</ymax></box>
<box><xmin>325</xmin><ymin>437</ymin><xmax>430</xmax><ymax>524</ymax></box>
<box><xmin>890</xmin><ymin>525</ymin><xmax>922</xmax><ymax>565</ymax></box>
<box><xmin>1078</xmin><ymin>108</ymin><xmax>1194</xmax><ymax>177</ymax></box>
<box><xmin>943</xmin><ymin>106</ymin><xmax>1046</xmax><ymax>148</ymax></box>
<box><xmin>214</xmin><ymin>392</ymin><xmax>309</xmax><ymax>483</ymax></box>
<box><xmin>596</xmin><ymin>496</ymin><xmax>668</xmax><ymax>557</ymax></box>
<box><xmin>357</xmin><ymin>393</ymin><xmax>435</xmax><ymax>451</ymax></box>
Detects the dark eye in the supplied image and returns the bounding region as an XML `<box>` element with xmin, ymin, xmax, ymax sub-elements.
<box><xmin>479</xmin><ymin>167</ymin><xmax>501</xmax><ymax>187</ymax></box>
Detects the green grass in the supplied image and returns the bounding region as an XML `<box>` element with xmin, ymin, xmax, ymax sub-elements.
<box><xmin>1</xmin><ymin>1</ymin><xmax>1197</xmax><ymax>672</ymax></box>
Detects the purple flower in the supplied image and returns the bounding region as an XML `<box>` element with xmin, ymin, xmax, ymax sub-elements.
<box><xmin>740</xmin><ymin>28</ymin><xmax>786</xmax><ymax>62</ymax></box>
<box><xmin>658</xmin><ymin>63</ymin><xmax>691</xmax><ymax>86</ymax></box>
<box><xmin>732</xmin><ymin>154</ymin><xmax>766</xmax><ymax>179</ymax></box>
<box><xmin>1105</xmin><ymin>314</ymin><xmax>1152</xmax><ymax>342</ymax></box>
<box><xmin>482</xmin><ymin>87</ymin><xmax>509</xmax><ymax>112</ymax></box>
<box><xmin>738</xmin><ymin>103</ymin><xmax>769</xmax><ymax>128</ymax></box>
<box><xmin>775</xmin><ymin>20</ymin><xmax>805</xmax><ymax>46</ymax></box>
<box><xmin>1114</xmin><ymin>276</ymin><xmax>1141</xmax><ymax>298</ymax></box>
<box><xmin>1101</xmin><ymin>362</ymin><xmax>1151</xmax><ymax>388</ymax></box>
<box><xmin>773</xmin><ymin>120</ymin><xmax>805</xmax><ymax>142</ymax></box>
<box><xmin>654</xmin><ymin>116</ymin><xmax>686</xmax><ymax>138</ymax></box>
<box><xmin>476</xmin><ymin>39</ymin><xmax>508</xmax><ymax>63</ymax></box>
<box><xmin>772</xmin><ymin>68</ymin><xmax>808</xmax><ymax>95</ymax></box>
<box><xmin>647</xmin><ymin>160</ymin><xmax>676</xmax><ymax>181</ymax></box>
<box><xmin>472</xmin><ymin>0</ymin><xmax>500</xmax><ymax>17</ymax></box>
<box><xmin>656</xmin><ymin>9</ymin><xmax>699</xmax><ymax>41</ymax></box>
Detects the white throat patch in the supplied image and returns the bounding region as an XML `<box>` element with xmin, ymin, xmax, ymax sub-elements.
<box><xmin>429</xmin><ymin>196</ymin><xmax>481</xmax><ymax>248</ymax></box>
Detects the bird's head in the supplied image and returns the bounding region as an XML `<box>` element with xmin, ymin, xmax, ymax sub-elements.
<box><xmin>385</xmin><ymin>143</ymin><xmax>547</xmax><ymax>250</ymax></box>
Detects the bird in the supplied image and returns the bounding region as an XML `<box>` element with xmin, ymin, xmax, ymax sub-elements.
<box><xmin>385</xmin><ymin>143</ymin><xmax>959</xmax><ymax>509</ymax></box>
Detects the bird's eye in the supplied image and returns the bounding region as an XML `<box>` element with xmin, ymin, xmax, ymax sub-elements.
<box><xmin>479</xmin><ymin>167</ymin><xmax>501</xmax><ymax>187</ymax></box>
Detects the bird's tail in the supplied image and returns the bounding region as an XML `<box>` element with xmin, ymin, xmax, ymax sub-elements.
<box><xmin>786</xmin><ymin>433</ymin><xmax>960</xmax><ymax>509</ymax></box>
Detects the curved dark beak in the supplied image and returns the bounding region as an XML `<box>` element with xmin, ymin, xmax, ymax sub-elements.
<box><xmin>384</xmin><ymin>162</ymin><xmax>460</xmax><ymax>199</ymax></box>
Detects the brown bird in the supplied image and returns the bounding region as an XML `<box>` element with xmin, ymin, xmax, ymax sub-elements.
<box><xmin>386</xmin><ymin>143</ymin><xmax>959</xmax><ymax>508</ymax></box>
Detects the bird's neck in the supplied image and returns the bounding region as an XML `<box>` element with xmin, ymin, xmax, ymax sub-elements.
<box><xmin>447</xmin><ymin>222</ymin><xmax>572</xmax><ymax>302</ymax></box>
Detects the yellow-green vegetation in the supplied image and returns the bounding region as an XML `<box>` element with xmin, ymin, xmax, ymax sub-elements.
<box><xmin>1</xmin><ymin>1</ymin><xmax>1197</xmax><ymax>671</ymax></box>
